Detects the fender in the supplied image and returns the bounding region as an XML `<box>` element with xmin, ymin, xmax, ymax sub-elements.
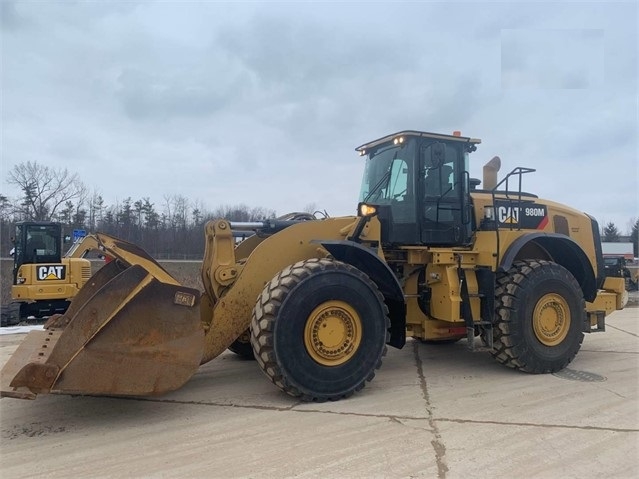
<box><xmin>500</xmin><ymin>233</ymin><xmax>598</xmax><ymax>302</ymax></box>
<box><xmin>319</xmin><ymin>240</ymin><xmax>407</xmax><ymax>349</ymax></box>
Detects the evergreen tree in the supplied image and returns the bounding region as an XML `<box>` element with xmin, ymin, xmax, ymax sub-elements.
<box><xmin>0</xmin><ymin>194</ymin><xmax>11</xmax><ymax>222</ymax></box>
<box><xmin>602</xmin><ymin>222</ymin><xmax>620</xmax><ymax>242</ymax></box>
<box><xmin>142</xmin><ymin>198</ymin><xmax>159</xmax><ymax>230</ymax></box>
<box><xmin>57</xmin><ymin>200</ymin><xmax>74</xmax><ymax>225</ymax></box>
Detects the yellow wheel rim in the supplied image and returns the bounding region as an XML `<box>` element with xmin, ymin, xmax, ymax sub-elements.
<box><xmin>304</xmin><ymin>300</ymin><xmax>362</xmax><ymax>366</ymax></box>
<box><xmin>532</xmin><ymin>293</ymin><xmax>571</xmax><ymax>346</ymax></box>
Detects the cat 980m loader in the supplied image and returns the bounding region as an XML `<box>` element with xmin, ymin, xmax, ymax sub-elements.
<box><xmin>1</xmin><ymin>130</ymin><xmax>626</xmax><ymax>401</ymax></box>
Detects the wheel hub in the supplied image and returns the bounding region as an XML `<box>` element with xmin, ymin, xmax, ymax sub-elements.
<box><xmin>533</xmin><ymin>293</ymin><xmax>571</xmax><ymax>346</ymax></box>
<box><xmin>304</xmin><ymin>300</ymin><xmax>362</xmax><ymax>366</ymax></box>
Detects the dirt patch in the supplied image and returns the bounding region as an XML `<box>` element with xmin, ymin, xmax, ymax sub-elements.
<box><xmin>2</xmin><ymin>423</ymin><xmax>68</xmax><ymax>440</ymax></box>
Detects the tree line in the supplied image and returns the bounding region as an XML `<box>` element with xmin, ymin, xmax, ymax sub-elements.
<box><xmin>0</xmin><ymin>162</ymin><xmax>294</xmax><ymax>259</ymax></box>
<box><xmin>602</xmin><ymin>221</ymin><xmax>639</xmax><ymax>257</ymax></box>
<box><xmin>1</xmin><ymin>161</ymin><xmax>637</xmax><ymax>258</ymax></box>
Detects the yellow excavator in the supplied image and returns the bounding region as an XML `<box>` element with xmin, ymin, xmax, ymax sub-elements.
<box><xmin>1</xmin><ymin>130</ymin><xmax>626</xmax><ymax>401</ymax></box>
<box><xmin>2</xmin><ymin>223</ymin><xmax>105</xmax><ymax>326</ymax></box>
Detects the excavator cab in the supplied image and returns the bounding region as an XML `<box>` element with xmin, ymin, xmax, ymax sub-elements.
<box><xmin>5</xmin><ymin>222</ymin><xmax>94</xmax><ymax>326</ymax></box>
<box><xmin>12</xmin><ymin>222</ymin><xmax>63</xmax><ymax>282</ymax></box>
<box><xmin>356</xmin><ymin>131</ymin><xmax>478</xmax><ymax>246</ymax></box>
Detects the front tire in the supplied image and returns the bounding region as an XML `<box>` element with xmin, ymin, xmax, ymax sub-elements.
<box><xmin>492</xmin><ymin>259</ymin><xmax>585</xmax><ymax>373</ymax></box>
<box><xmin>250</xmin><ymin>258</ymin><xmax>390</xmax><ymax>401</ymax></box>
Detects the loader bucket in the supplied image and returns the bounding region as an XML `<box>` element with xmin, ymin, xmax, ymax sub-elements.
<box><xmin>1</xmin><ymin>238</ymin><xmax>205</xmax><ymax>400</ymax></box>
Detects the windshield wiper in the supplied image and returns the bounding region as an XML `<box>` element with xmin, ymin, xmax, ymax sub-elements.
<box><xmin>364</xmin><ymin>168</ymin><xmax>391</xmax><ymax>202</ymax></box>
<box><xmin>364</xmin><ymin>152</ymin><xmax>398</xmax><ymax>202</ymax></box>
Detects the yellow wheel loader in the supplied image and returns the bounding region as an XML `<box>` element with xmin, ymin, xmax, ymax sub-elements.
<box><xmin>1</xmin><ymin>131</ymin><xmax>626</xmax><ymax>401</ymax></box>
<box><xmin>2</xmin><ymin>223</ymin><xmax>104</xmax><ymax>327</ymax></box>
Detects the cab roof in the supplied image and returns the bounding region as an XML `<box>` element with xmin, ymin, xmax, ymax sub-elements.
<box><xmin>355</xmin><ymin>130</ymin><xmax>481</xmax><ymax>153</ymax></box>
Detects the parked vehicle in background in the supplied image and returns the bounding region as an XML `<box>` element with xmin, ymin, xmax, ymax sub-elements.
<box><xmin>1</xmin><ymin>222</ymin><xmax>105</xmax><ymax>326</ymax></box>
<box><xmin>603</xmin><ymin>256</ymin><xmax>638</xmax><ymax>291</ymax></box>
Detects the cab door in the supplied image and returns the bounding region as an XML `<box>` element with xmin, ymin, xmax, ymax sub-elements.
<box><xmin>419</xmin><ymin>142</ymin><xmax>470</xmax><ymax>245</ymax></box>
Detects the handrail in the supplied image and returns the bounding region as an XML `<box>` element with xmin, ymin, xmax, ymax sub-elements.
<box><xmin>488</xmin><ymin>167</ymin><xmax>536</xmax><ymax>269</ymax></box>
<box><xmin>490</xmin><ymin>167</ymin><xmax>536</xmax><ymax>232</ymax></box>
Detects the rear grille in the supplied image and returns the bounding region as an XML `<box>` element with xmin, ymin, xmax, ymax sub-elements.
<box><xmin>82</xmin><ymin>266</ymin><xmax>92</xmax><ymax>281</ymax></box>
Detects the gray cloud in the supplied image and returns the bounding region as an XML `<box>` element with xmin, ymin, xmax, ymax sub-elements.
<box><xmin>115</xmin><ymin>67</ymin><xmax>234</xmax><ymax>120</ymax></box>
<box><xmin>0</xmin><ymin>1</ymin><xmax>25</xmax><ymax>31</ymax></box>
<box><xmin>1</xmin><ymin>1</ymin><xmax>637</xmax><ymax>228</ymax></box>
<box><xmin>501</xmin><ymin>29</ymin><xmax>604</xmax><ymax>89</ymax></box>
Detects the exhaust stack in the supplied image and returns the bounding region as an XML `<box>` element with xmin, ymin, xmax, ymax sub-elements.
<box><xmin>483</xmin><ymin>156</ymin><xmax>501</xmax><ymax>190</ymax></box>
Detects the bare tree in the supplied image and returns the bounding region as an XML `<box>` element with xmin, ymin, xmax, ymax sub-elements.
<box><xmin>208</xmin><ymin>204</ymin><xmax>275</xmax><ymax>222</ymax></box>
<box><xmin>173</xmin><ymin>195</ymin><xmax>190</xmax><ymax>230</ymax></box>
<box><xmin>87</xmin><ymin>191</ymin><xmax>105</xmax><ymax>231</ymax></box>
<box><xmin>7</xmin><ymin>161</ymin><xmax>86</xmax><ymax>221</ymax></box>
<box><xmin>303</xmin><ymin>202</ymin><xmax>318</xmax><ymax>214</ymax></box>
<box><xmin>249</xmin><ymin>206</ymin><xmax>276</xmax><ymax>220</ymax></box>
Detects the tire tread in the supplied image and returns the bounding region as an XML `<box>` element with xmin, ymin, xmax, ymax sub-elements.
<box><xmin>250</xmin><ymin>258</ymin><xmax>389</xmax><ymax>401</ymax></box>
<box><xmin>492</xmin><ymin>259</ymin><xmax>585</xmax><ymax>373</ymax></box>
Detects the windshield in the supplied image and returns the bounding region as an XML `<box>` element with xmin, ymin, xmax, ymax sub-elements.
<box><xmin>16</xmin><ymin>223</ymin><xmax>61</xmax><ymax>265</ymax></box>
<box><xmin>359</xmin><ymin>139</ymin><xmax>415</xmax><ymax>204</ymax></box>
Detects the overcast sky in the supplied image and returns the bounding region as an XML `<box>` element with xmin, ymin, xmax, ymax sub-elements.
<box><xmin>1</xmin><ymin>0</ymin><xmax>637</xmax><ymax>232</ymax></box>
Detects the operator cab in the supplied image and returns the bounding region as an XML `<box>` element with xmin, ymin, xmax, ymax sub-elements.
<box><xmin>13</xmin><ymin>222</ymin><xmax>63</xmax><ymax>281</ymax></box>
<box><xmin>357</xmin><ymin>131</ymin><xmax>480</xmax><ymax>246</ymax></box>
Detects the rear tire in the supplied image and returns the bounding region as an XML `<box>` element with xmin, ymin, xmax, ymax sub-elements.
<box><xmin>492</xmin><ymin>259</ymin><xmax>585</xmax><ymax>373</ymax></box>
<box><xmin>250</xmin><ymin>258</ymin><xmax>389</xmax><ymax>401</ymax></box>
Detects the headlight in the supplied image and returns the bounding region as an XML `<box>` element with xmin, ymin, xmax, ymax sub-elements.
<box><xmin>358</xmin><ymin>203</ymin><xmax>378</xmax><ymax>217</ymax></box>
